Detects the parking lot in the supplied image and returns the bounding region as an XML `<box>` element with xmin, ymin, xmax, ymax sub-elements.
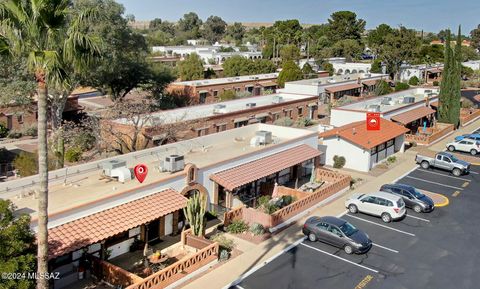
<box><xmin>450</xmin><ymin>127</ymin><xmax>480</xmax><ymax>160</ymax></box>
<box><xmin>228</xmin><ymin>163</ymin><xmax>480</xmax><ymax>289</ymax></box>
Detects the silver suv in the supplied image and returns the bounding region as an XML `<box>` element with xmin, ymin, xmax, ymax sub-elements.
<box><xmin>345</xmin><ymin>191</ymin><xmax>406</xmax><ymax>223</ymax></box>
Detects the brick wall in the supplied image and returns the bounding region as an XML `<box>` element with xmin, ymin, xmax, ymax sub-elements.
<box><xmin>0</xmin><ymin>105</ymin><xmax>37</xmax><ymax>131</ymax></box>
<box><xmin>91</xmin><ymin>256</ymin><xmax>144</xmax><ymax>288</ymax></box>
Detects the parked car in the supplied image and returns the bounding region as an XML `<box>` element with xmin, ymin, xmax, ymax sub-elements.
<box><xmin>415</xmin><ymin>151</ymin><xmax>471</xmax><ymax>176</ymax></box>
<box><xmin>345</xmin><ymin>191</ymin><xmax>406</xmax><ymax>223</ymax></box>
<box><xmin>303</xmin><ymin>216</ymin><xmax>372</xmax><ymax>254</ymax></box>
<box><xmin>454</xmin><ymin>133</ymin><xmax>480</xmax><ymax>142</ymax></box>
<box><xmin>447</xmin><ymin>139</ymin><xmax>480</xmax><ymax>155</ymax></box>
<box><xmin>380</xmin><ymin>184</ymin><xmax>435</xmax><ymax>213</ymax></box>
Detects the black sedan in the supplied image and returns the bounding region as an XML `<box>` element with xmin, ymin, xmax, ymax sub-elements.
<box><xmin>302</xmin><ymin>216</ymin><xmax>372</xmax><ymax>254</ymax></box>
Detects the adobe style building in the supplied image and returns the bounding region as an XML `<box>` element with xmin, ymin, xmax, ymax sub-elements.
<box><xmin>326</xmin><ymin>57</ymin><xmax>373</xmax><ymax>75</ymax></box>
<box><xmin>167</xmin><ymin>73</ymin><xmax>280</xmax><ymax>104</ymax></box>
<box><xmin>399</xmin><ymin>64</ymin><xmax>443</xmax><ymax>83</ymax></box>
<box><xmin>0</xmin><ymin>124</ymin><xmax>319</xmax><ymax>288</ymax></box>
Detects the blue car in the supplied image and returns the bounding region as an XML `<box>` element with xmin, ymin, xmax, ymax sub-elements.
<box><xmin>455</xmin><ymin>134</ymin><xmax>480</xmax><ymax>142</ymax></box>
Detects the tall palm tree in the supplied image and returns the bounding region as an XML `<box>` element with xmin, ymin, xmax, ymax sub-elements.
<box><xmin>0</xmin><ymin>1</ymin><xmax>101</xmax><ymax>288</ymax></box>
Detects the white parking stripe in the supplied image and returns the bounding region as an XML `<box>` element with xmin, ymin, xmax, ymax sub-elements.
<box><xmin>236</xmin><ymin>285</ymin><xmax>246</xmax><ymax>289</ymax></box>
<box><xmin>346</xmin><ymin>214</ymin><xmax>416</xmax><ymax>237</ymax></box>
<box><xmin>404</xmin><ymin>176</ymin><xmax>464</xmax><ymax>190</ymax></box>
<box><xmin>300</xmin><ymin>243</ymin><xmax>379</xmax><ymax>273</ymax></box>
<box><xmin>416</xmin><ymin>169</ymin><xmax>471</xmax><ymax>182</ymax></box>
<box><xmin>405</xmin><ymin>214</ymin><xmax>430</xmax><ymax>222</ymax></box>
<box><xmin>470</xmin><ymin>171</ymin><xmax>479</xmax><ymax>175</ymax></box>
<box><xmin>372</xmin><ymin>243</ymin><xmax>399</xmax><ymax>253</ymax></box>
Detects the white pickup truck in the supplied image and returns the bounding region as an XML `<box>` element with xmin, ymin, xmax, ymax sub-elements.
<box><xmin>415</xmin><ymin>151</ymin><xmax>471</xmax><ymax>176</ymax></box>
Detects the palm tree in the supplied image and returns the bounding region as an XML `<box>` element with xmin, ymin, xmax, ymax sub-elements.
<box><xmin>0</xmin><ymin>1</ymin><xmax>101</xmax><ymax>288</ymax></box>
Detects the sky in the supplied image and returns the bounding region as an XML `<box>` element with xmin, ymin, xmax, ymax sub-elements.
<box><xmin>116</xmin><ymin>0</ymin><xmax>480</xmax><ymax>34</ymax></box>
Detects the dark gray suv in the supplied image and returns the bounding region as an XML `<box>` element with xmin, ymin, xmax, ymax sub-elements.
<box><xmin>380</xmin><ymin>183</ymin><xmax>435</xmax><ymax>213</ymax></box>
<box><xmin>302</xmin><ymin>216</ymin><xmax>372</xmax><ymax>254</ymax></box>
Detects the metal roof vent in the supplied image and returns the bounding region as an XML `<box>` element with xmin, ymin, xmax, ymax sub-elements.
<box><xmin>255</xmin><ymin>130</ymin><xmax>273</xmax><ymax>145</ymax></box>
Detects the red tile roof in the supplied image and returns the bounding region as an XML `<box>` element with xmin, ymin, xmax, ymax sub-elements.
<box><xmin>390</xmin><ymin>106</ymin><xmax>436</xmax><ymax>125</ymax></box>
<box><xmin>319</xmin><ymin>119</ymin><xmax>409</xmax><ymax>150</ymax></box>
<box><xmin>48</xmin><ymin>189</ymin><xmax>187</xmax><ymax>259</ymax></box>
<box><xmin>325</xmin><ymin>83</ymin><xmax>362</xmax><ymax>93</ymax></box>
<box><xmin>210</xmin><ymin>144</ymin><xmax>321</xmax><ymax>191</ymax></box>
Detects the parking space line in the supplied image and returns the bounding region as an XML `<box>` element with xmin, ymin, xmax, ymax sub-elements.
<box><xmin>452</xmin><ymin>191</ymin><xmax>461</xmax><ymax>197</ymax></box>
<box><xmin>300</xmin><ymin>243</ymin><xmax>379</xmax><ymax>273</ymax></box>
<box><xmin>416</xmin><ymin>169</ymin><xmax>471</xmax><ymax>182</ymax></box>
<box><xmin>405</xmin><ymin>214</ymin><xmax>430</xmax><ymax>222</ymax></box>
<box><xmin>469</xmin><ymin>171</ymin><xmax>479</xmax><ymax>175</ymax></box>
<box><xmin>235</xmin><ymin>286</ymin><xmax>245</xmax><ymax>289</ymax></box>
<box><xmin>355</xmin><ymin>274</ymin><xmax>374</xmax><ymax>289</ymax></box>
<box><xmin>404</xmin><ymin>176</ymin><xmax>464</xmax><ymax>190</ymax></box>
<box><xmin>372</xmin><ymin>243</ymin><xmax>399</xmax><ymax>253</ymax></box>
<box><xmin>462</xmin><ymin>181</ymin><xmax>470</xmax><ymax>188</ymax></box>
<box><xmin>346</xmin><ymin>214</ymin><xmax>416</xmax><ymax>237</ymax></box>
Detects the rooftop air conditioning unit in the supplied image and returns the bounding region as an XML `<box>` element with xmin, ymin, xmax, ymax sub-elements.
<box><xmin>367</xmin><ymin>105</ymin><xmax>381</xmax><ymax>112</ymax></box>
<box><xmin>272</xmin><ymin>96</ymin><xmax>284</xmax><ymax>104</ymax></box>
<box><xmin>403</xmin><ymin>96</ymin><xmax>415</xmax><ymax>104</ymax></box>
<box><xmin>381</xmin><ymin>97</ymin><xmax>394</xmax><ymax>105</ymax></box>
<box><xmin>255</xmin><ymin>130</ymin><xmax>273</xmax><ymax>145</ymax></box>
<box><xmin>213</xmin><ymin>104</ymin><xmax>227</xmax><ymax>114</ymax></box>
<box><xmin>246</xmin><ymin>103</ymin><xmax>256</xmax><ymax>108</ymax></box>
<box><xmin>161</xmin><ymin>155</ymin><xmax>185</xmax><ymax>173</ymax></box>
<box><xmin>101</xmin><ymin>160</ymin><xmax>132</xmax><ymax>182</ymax></box>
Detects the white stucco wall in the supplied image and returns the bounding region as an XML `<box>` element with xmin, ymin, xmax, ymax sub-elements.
<box><xmin>282</xmin><ymin>83</ymin><xmax>321</xmax><ymax>95</ymax></box>
<box><xmin>323</xmin><ymin>138</ymin><xmax>371</xmax><ymax>172</ymax></box>
<box><xmin>333</xmin><ymin>63</ymin><xmax>372</xmax><ymax>75</ymax></box>
<box><xmin>330</xmin><ymin>109</ymin><xmax>368</xmax><ymax>127</ymax></box>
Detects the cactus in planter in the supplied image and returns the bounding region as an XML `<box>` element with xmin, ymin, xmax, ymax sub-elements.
<box><xmin>183</xmin><ymin>191</ymin><xmax>207</xmax><ymax>237</ymax></box>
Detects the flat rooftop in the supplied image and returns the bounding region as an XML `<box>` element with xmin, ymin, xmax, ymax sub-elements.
<box><xmin>335</xmin><ymin>88</ymin><xmax>439</xmax><ymax>113</ymax></box>
<box><xmin>114</xmin><ymin>92</ymin><xmax>317</xmax><ymax>126</ymax></box>
<box><xmin>172</xmin><ymin>73</ymin><xmax>279</xmax><ymax>87</ymax></box>
<box><xmin>2</xmin><ymin>124</ymin><xmax>315</xmax><ymax>220</ymax></box>
<box><xmin>285</xmin><ymin>73</ymin><xmax>389</xmax><ymax>87</ymax></box>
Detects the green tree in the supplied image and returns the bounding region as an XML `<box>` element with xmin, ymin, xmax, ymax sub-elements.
<box><xmin>395</xmin><ymin>82</ymin><xmax>410</xmax><ymax>91</ymax></box>
<box><xmin>272</xmin><ymin>19</ymin><xmax>303</xmax><ymax>45</ymax></box>
<box><xmin>252</xmin><ymin>59</ymin><xmax>277</xmax><ymax>74</ymax></box>
<box><xmin>218</xmin><ymin>90</ymin><xmax>236</xmax><ymax>101</ymax></box>
<box><xmin>408</xmin><ymin>76</ymin><xmax>420</xmax><ymax>85</ymax></box>
<box><xmin>302</xmin><ymin>63</ymin><xmax>316</xmax><ymax>79</ymax></box>
<box><xmin>332</xmin><ymin>39</ymin><xmax>363</xmax><ymax>61</ymax></box>
<box><xmin>367</xmin><ymin>24</ymin><xmax>393</xmax><ymax>54</ymax></box>
<box><xmin>0</xmin><ymin>1</ymin><xmax>102</xmax><ymax>287</ymax></box>
<box><xmin>202</xmin><ymin>15</ymin><xmax>227</xmax><ymax>43</ymax></box>
<box><xmin>322</xmin><ymin>62</ymin><xmax>334</xmax><ymax>76</ymax></box>
<box><xmin>0</xmin><ymin>199</ymin><xmax>36</xmax><ymax>289</ymax></box>
<box><xmin>470</xmin><ymin>24</ymin><xmax>480</xmax><ymax>51</ymax></box>
<box><xmin>375</xmin><ymin>80</ymin><xmax>393</xmax><ymax>96</ymax></box>
<box><xmin>226</xmin><ymin>22</ymin><xmax>246</xmax><ymax>42</ymax></box>
<box><xmin>280</xmin><ymin>44</ymin><xmax>301</xmax><ymax>63</ymax></box>
<box><xmin>0</xmin><ymin>57</ymin><xmax>35</xmax><ymax>106</ymax></box>
<box><xmin>417</xmin><ymin>44</ymin><xmax>444</xmax><ymax>63</ymax></box>
<box><xmin>438</xmin><ymin>28</ymin><xmax>461</xmax><ymax>126</ymax></box>
<box><xmin>178</xmin><ymin>53</ymin><xmax>204</xmax><ymax>81</ymax></box>
<box><xmin>278</xmin><ymin>61</ymin><xmax>303</xmax><ymax>87</ymax></box>
<box><xmin>461</xmin><ymin>65</ymin><xmax>475</xmax><ymax>79</ymax></box>
<box><xmin>222</xmin><ymin>55</ymin><xmax>252</xmax><ymax>76</ymax></box>
<box><xmin>370</xmin><ymin>59</ymin><xmax>383</xmax><ymax>73</ymax></box>
<box><xmin>460</xmin><ymin>46</ymin><xmax>480</xmax><ymax>61</ymax></box>
<box><xmin>327</xmin><ymin>11</ymin><xmax>366</xmax><ymax>43</ymax></box>
<box><xmin>177</xmin><ymin>12</ymin><xmax>202</xmax><ymax>38</ymax></box>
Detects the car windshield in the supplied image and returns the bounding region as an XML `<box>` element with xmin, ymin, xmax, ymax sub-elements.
<box><xmin>339</xmin><ymin>222</ymin><xmax>358</xmax><ymax>237</ymax></box>
<box><xmin>413</xmin><ymin>189</ymin><xmax>425</xmax><ymax>198</ymax></box>
<box><xmin>450</xmin><ymin>155</ymin><xmax>459</xmax><ymax>162</ymax></box>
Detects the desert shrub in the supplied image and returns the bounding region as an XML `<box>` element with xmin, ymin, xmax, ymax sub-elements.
<box><xmin>211</xmin><ymin>233</ymin><xmax>236</xmax><ymax>251</ymax></box>
<box><xmin>226</xmin><ymin>220</ymin><xmax>249</xmax><ymax>234</ymax></box>
<box><xmin>395</xmin><ymin>82</ymin><xmax>410</xmax><ymax>91</ymax></box>
<box><xmin>273</xmin><ymin>117</ymin><xmax>293</xmax><ymax>127</ymax></box>
<box><xmin>250</xmin><ymin>223</ymin><xmax>266</xmax><ymax>236</ymax></box>
<box><xmin>295</xmin><ymin>117</ymin><xmax>313</xmax><ymax>128</ymax></box>
<box><xmin>280</xmin><ymin>195</ymin><xmax>295</xmax><ymax>206</ymax></box>
<box><xmin>333</xmin><ymin>155</ymin><xmax>346</xmax><ymax>169</ymax></box>
<box><xmin>387</xmin><ymin>156</ymin><xmax>397</xmax><ymax>164</ymax></box>
<box><xmin>410</xmin><ymin>141</ymin><xmax>417</xmax><ymax>147</ymax></box>
<box><xmin>432</xmin><ymin>80</ymin><xmax>439</xmax><ymax>86</ymax></box>
<box><xmin>218</xmin><ymin>90</ymin><xmax>236</xmax><ymax>101</ymax></box>
<box><xmin>0</xmin><ymin>123</ymin><xmax>8</xmax><ymax>138</ymax></box>
<box><xmin>235</xmin><ymin>91</ymin><xmax>252</xmax><ymax>98</ymax></box>
<box><xmin>21</xmin><ymin>124</ymin><xmax>37</xmax><ymax>137</ymax></box>
<box><xmin>257</xmin><ymin>195</ymin><xmax>271</xmax><ymax>208</ymax></box>
<box><xmin>262</xmin><ymin>89</ymin><xmax>274</xmax><ymax>95</ymax></box>
<box><xmin>13</xmin><ymin>152</ymin><xmax>37</xmax><ymax>177</ymax></box>
<box><xmin>263</xmin><ymin>203</ymin><xmax>279</xmax><ymax>214</ymax></box>
<box><xmin>7</xmin><ymin>130</ymin><xmax>22</xmax><ymax>139</ymax></box>
<box><xmin>73</xmin><ymin>131</ymin><xmax>96</xmax><ymax>151</ymax></box>
<box><xmin>408</xmin><ymin>76</ymin><xmax>419</xmax><ymax>86</ymax></box>
<box><xmin>461</xmin><ymin>98</ymin><xmax>475</xmax><ymax>109</ymax></box>
<box><xmin>65</xmin><ymin>147</ymin><xmax>83</xmax><ymax>162</ymax></box>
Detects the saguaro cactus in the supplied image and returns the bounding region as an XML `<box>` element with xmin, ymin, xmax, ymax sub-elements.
<box><xmin>183</xmin><ymin>191</ymin><xmax>207</xmax><ymax>237</ymax></box>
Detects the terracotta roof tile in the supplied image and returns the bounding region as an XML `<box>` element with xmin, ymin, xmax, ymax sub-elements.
<box><xmin>319</xmin><ymin>119</ymin><xmax>409</xmax><ymax>150</ymax></box>
<box><xmin>48</xmin><ymin>188</ymin><xmax>187</xmax><ymax>259</ymax></box>
<box><xmin>390</xmin><ymin>106</ymin><xmax>436</xmax><ymax>125</ymax></box>
<box><xmin>210</xmin><ymin>144</ymin><xmax>321</xmax><ymax>191</ymax></box>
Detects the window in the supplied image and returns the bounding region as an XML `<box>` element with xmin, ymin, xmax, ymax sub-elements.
<box><xmin>197</xmin><ymin>128</ymin><xmax>208</xmax><ymax>137</ymax></box>
<box><xmin>216</xmin><ymin>124</ymin><xmax>227</xmax><ymax>132</ymax></box>
<box><xmin>297</xmin><ymin>107</ymin><xmax>303</xmax><ymax>116</ymax></box>
<box><xmin>316</xmin><ymin>223</ymin><xmax>330</xmax><ymax>231</ymax></box>
<box><xmin>328</xmin><ymin>226</ymin><xmax>343</xmax><ymax>237</ymax></box>
<box><xmin>361</xmin><ymin>196</ymin><xmax>376</xmax><ymax>203</ymax></box>
<box><xmin>378</xmin><ymin>143</ymin><xmax>386</xmax><ymax>151</ymax></box>
<box><xmin>199</xmin><ymin>93</ymin><xmax>207</xmax><ymax>104</ymax></box>
<box><xmin>370</xmin><ymin>147</ymin><xmax>377</xmax><ymax>155</ymax></box>
<box><xmin>386</xmin><ymin>139</ymin><xmax>394</xmax><ymax>147</ymax></box>
<box><xmin>436</xmin><ymin>155</ymin><xmax>442</xmax><ymax>161</ymax></box>
<box><xmin>213</xmin><ymin>90</ymin><xmax>218</xmax><ymax>97</ymax></box>
<box><xmin>459</xmin><ymin>141</ymin><xmax>468</xmax><ymax>144</ymax></box>
<box><xmin>375</xmin><ymin>198</ymin><xmax>388</xmax><ymax>206</ymax></box>
<box><xmin>17</xmin><ymin>114</ymin><xmax>24</xmax><ymax>124</ymax></box>
<box><xmin>234</xmin><ymin>120</ymin><xmax>248</xmax><ymax>128</ymax></box>
<box><xmin>442</xmin><ymin>156</ymin><xmax>452</xmax><ymax>163</ymax></box>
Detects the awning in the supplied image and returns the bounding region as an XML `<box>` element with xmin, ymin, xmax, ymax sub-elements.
<box><xmin>390</xmin><ymin>106</ymin><xmax>436</xmax><ymax>125</ymax></box>
<box><xmin>245</xmin><ymin>84</ymin><xmax>254</xmax><ymax>88</ymax></box>
<box><xmin>308</xmin><ymin>102</ymin><xmax>318</xmax><ymax>107</ymax></box>
<box><xmin>325</xmin><ymin>83</ymin><xmax>362</xmax><ymax>93</ymax></box>
<box><xmin>427</xmin><ymin>68</ymin><xmax>442</xmax><ymax>74</ymax></box>
<box><xmin>48</xmin><ymin>189</ymin><xmax>187</xmax><ymax>259</ymax></box>
<box><xmin>362</xmin><ymin>80</ymin><xmax>378</xmax><ymax>86</ymax></box>
<box><xmin>430</xmin><ymin>101</ymin><xmax>439</xmax><ymax>107</ymax></box>
<box><xmin>198</xmin><ymin>90</ymin><xmax>208</xmax><ymax>94</ymax></box>
<box><xmin>210</xmin><ymin>144</ymin><xmax>321</xmax><ymax>191</ymax></box>
<box><xmin>255</xmin><ymin>112</ymin><xmax>269</xmax><ymax>119</ymax></box>
<box><xmin>234</xmin><ymin>117</ymin><xmax>249</xmax><ymax>123</ymax></box>
<box><xmin>259</xmin><ymin>81</ymin><xmax>278</xmax><ymax>87</ymax></box>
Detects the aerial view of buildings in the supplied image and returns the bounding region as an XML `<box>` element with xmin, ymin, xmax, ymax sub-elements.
<box><xmin>1</xmin><ymin>1</ymin><xmax>480</xmax><ymax>289</ymax></box>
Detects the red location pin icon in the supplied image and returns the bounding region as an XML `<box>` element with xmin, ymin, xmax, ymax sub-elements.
<box><xmin>134</xmin><ymin>164</ymin><xmax>148</xmax><ymax>183</ymax></box>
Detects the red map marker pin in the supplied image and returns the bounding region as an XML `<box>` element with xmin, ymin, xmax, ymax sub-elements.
<box><xmin>134</xmin><ymin>164</ymin><xmax>148</xmax><ymax>183</ymax></box>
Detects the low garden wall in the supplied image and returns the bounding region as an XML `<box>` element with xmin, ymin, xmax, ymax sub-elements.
<box><xmin>91</xmin><ymin>257</ymin><xmax>144</xmax><ymax>288</ymax></box>
<box><xmin>223</xmin><ymin>169</ymin><xmax>351</xmax><ymax>229</ymax></box>
<box><xmin>405</xmin><ymin>123</ymin><xmax>454</xmax><ymax>145</ymax></box>
<box><xmin>460</xmin><ymin>108</ymin><xmax>480</xmax><ymax>126</ymax></box>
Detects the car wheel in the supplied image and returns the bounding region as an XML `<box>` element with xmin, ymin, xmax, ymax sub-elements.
<box><xmin>413</xmin><ymin>205</ymin><xmax>422</xmax><ymax>213</ymax></box>
<box><xmin>448</xmin><ymin>145</ymin><xmax>455</xmax><ymax>152</ymax></box>
<box><xmin>381</xmin><ymin>213</ymin><xmax>392</xmax><ymax>223</ymax></box>
<box><xmin>471</xmin><ymin>149</ymin><xmax>478</xmax><ymax>156</ymax></box>
<box><xmin>344</xmin><ymin>245</ymin><xmax>353</xmax><ymax>254</ymax></box>
<box><xmin>452</xmin><ymin>168</ymin><xmax>461</xmax><ymax>177</ymax></box>
<box><xmin>348</xmin><ymin>204</ymin><xmax>358</xmax><ymax>214</ymax></box>
<box><xmin>421</xmin><ymin>161</ymin><xmax>430</xmax><ymax>169</ymax></box>
<box><xmin>308</xmin><ymin>233</ymin><xmax>317</xmax><ymax>242</ymax></box>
